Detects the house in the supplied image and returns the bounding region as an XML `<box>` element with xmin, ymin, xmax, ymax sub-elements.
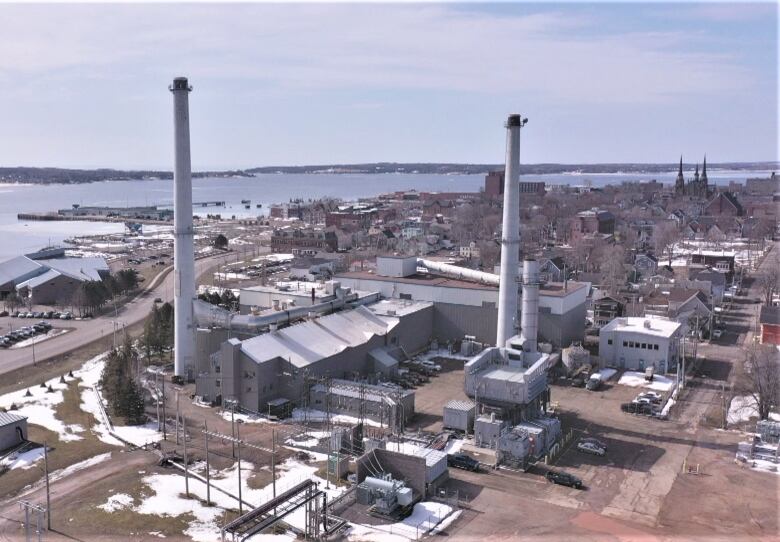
<box><xmin>459</xmin><ymin>242</ymin><xmax>481</xmax><ymax>260</ymax></box>
<box><xmin>688</xmin><ymin>268</ymin><xmax>727</xmax><ymax>304</ymax></box>
<box><xmin>690</xmin><ymin>252</ymin><xmax>735</xmax><ymax>282</ymax></box>
<box><xmin>759</xmin><ymin>306</ymin><xmax>780</xmax><ymax>345</ymax></box>
<box><xmin>633</xmin><ymin>253</ymin><xmax>658</xmax><ymax>279</ymax></box>
<box><xmin>667</xmin><ymin>209</ymin><xmax>687</xmax><ymax>226</ymax></box>
<box><xmin>704</xmin><ymin>192</ymin><xmax>744</xmax><ymax>217</ymax></box>
<box><xmin>539</xmin><ymin>257</ymin><xmax>566</xmax><ymax>282</ymax></box>
<box><xmin>572</xmin><ymin>209</ymin><xmax>615</xmax><ymax>235</ymax></box>
<box><xmin>643</xmin><ymin>288</ymin><xmax>712</xmax><ymax>337</ymax></box>
<box><xmin>593</xmin><ymin>296</ymin><xmax>624</xmax><ymax>327</ymax></box>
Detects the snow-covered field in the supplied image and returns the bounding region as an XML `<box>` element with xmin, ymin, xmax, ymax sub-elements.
<box><xmin>617</xmin><ymin>371</ymin><xmax>675</xmax><ymax>392</ymax></box>
<box><xmin>0</xmin><ymin>350</ymin><xmax>162</xmax><ymax>449</ymax></box>
<box><xmin>727</xmin><ymin>395</ymin><xmax>780</xmax><ymax>425</ymax></box>
<box><xmin>0</xmin><ymin>364</ymin><xmax>87</xmax><ymax>442</ymax></box>
<box><xmin>0</xmin><ymin>446</ymin><xmax>45</xmax><ymax>471</ymax></box>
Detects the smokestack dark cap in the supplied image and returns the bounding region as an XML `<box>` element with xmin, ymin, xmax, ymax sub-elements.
<box><xmin>170</xmin><ymin>77</ymin><xmax>192</xmax><ymax>92</ymax></box>
<box><xmin>506</xmin><ymin>114</ymin><xmax>522</xmax><ymax>127</ymax></box>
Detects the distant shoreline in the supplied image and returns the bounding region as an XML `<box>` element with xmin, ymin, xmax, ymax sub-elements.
<box><xmin>0</xmin><ymin>162</ymin><xmax>776</xmax><ymax>186</ymax></box>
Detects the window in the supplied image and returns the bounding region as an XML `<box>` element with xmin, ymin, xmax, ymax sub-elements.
<box><xmin>607</xmin><ymin>339</ymin><xmax>613</xmax><ymax>345</ymax></box>
<box><xmin>400</xmin><ymin>293</ymin><xmax>412</xmax><ymax>300</ymax></box>
<box><xmin>641</xmin><ymin>343</ymin><xmax>647</xmax><ymax>349</ymax></box>
<box><xmin>216</xmin><ymin>380</ymin><xmax>221</xmax><ymax>387</ymax></box>
<box><xmin>654</xmin><ymin>344</ymin><xmax>659</xmax><ymax>350</ymax></box>
<box><xmin>629</xmin><ymin>341</ymin><xmax>635</xmax><ymax>348</ymax></box>
<box><xmin>623</xmin><ymin>341</ymin><xmax>628</xmax><ymax>347</ymax></box>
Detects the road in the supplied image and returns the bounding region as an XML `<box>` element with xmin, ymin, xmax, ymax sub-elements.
<box><xmin>0</xmin><ymin>255</ymin><xmax>223</xmax><ymax>377</ymax></box>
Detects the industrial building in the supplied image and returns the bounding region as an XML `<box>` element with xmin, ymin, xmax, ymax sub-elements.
<box><xmin>356</xmin><ymin>444</ymin><xmax>448</xmax><ymax>499</ymax></box>
<box><xmin>0</xmin><ymin>412</ymin><xmax>27</xmax><ymax>452</ymax></box>
<box><xmin>0</xmin><ymin>249</ymin><xmax>109</xmax><ymax>305</ymax></box>
<box><xmin>336</xmin><ymin>255</ymin><xmax>587</xmax><ymax>347</ymax></box>
<box><xmin>598</xmin><ymin>316</ymin><xmax>682</xmax><ymax>373</ymax></box>
<box><xmin>195</xmin><ymin>304</ymin><xmax>422</xmax><ymax>427</ymax></box>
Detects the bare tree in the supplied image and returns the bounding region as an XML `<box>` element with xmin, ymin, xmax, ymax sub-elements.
<box><xmin>599</xmin><ymin>245</ymin><xmax>628</xmax><ymax>295</ymax></box>
<box><xmin>737</xmin><ymin>345</ymin><xmax>780</xmax><ymax>421</ymax></box>
<box><xmin>757</xmin><ymin>254</ymin><xmax>780</xmax><ymax>305</ymax></box>
<box><xmin>653</xmin><ymin>222</ymin><xmax>680</xmax><ymax>266</ymax></box>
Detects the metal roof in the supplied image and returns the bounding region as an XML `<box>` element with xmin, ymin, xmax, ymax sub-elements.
<box><xmin>444</xmin><ymin>400</ymin><xmax>475</xmax><ymax>412</ymax></box>
<box><xmin>0</xmin><ymin>256</ymin><xmax>42</xmax><ymax>286</ymax></box>
<box><xmin>16</xmin><ymin>269</ymin><xmax>62</xmax><ymax>289</ymax></box>
<box><xmin>36</xmin><ymin>257</ymin><xmax>108</xmax><ymax>281</ymax></box>
<box><xmin>0</xmin><ymin>412</ymin><xmax>27</xmax><ymax>427</ymax></box>
<box><xmin>241</xmin><ymin>306</ymin><xmax>397</xmax><ymax>368</ymax></box>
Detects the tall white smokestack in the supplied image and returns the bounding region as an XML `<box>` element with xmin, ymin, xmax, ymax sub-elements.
<box><xmin>520</xmin><ymin>258</ymin><xmax>540</xmax><ymax>353</ymax></box>
<box><xmin>496</xmin><ymin>114</ymin><xmax>526</xmax><ymax>347</ymax></box>
<box><xmin>170</xmin><ymin>77</ymin><xmax>196</xmax><ymax>379</ymax></box>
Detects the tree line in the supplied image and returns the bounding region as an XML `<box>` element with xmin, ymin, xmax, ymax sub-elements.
<box><xmin>141</xmin><ymin>302</ymin><xmax>175</xmax><ymax>360</ymax></box>
<box><xmin>99</xmin><ymin>340</ymin><xmax>146</xmax><ymax>425</ymax></box>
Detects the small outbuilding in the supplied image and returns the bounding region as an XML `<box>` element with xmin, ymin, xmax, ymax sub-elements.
<box><xmin>0</xmin><ymin>412</ymin><xmax>28</xmax><ymax>452</ymax></box>
<box><xmin>443</xmin><ymin>400</ymin><xmax>475</xmax><ymax>432</ymax></box>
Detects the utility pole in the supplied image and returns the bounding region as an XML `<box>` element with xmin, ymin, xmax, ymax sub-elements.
<box><xmin>176</xmin><ymin>392</ymin><xmax>180</xmax><ymax>445</ymax></box>
<box><xmin>161</xmin><ymin>374</ymin><xmax>167</xmax><ymax>441</ymax></box>
<box><xmin>271</xmin><ymin>428</ymin><xmax>276</xmax><ymax>499</ymax></box>
<box><xmin>236</xmin><ymin>421</ymin><xmax>243</xmax><ymax>515</ymax></box>
<box><xmin>183</xmin><ymin>415</ymin><xmax>189</xmax><ymax>497</ymax></box>
<box><xmin>44</xmin><ymin>443</ymin><xmax>51</xmax><ymax>530</ymax></box>
<box><xmin>231</xmin><ymin>404</ymin><xmax>236</xmax><ymax>459</ymax></box>
<box><xmin>204</xmin><ymin>420</ymin><xmax>211</xmax><ymax>506</ymax></box>
<box><xmin>156</xmin><ymin>372</ymin><xmax>161</xmax><ymax>431</ymax></box>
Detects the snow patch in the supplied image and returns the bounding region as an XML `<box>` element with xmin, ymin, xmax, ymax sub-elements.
<box><xmin>617</xmin><ymin>371</ymin><xmax>674</xmax><ymax>392</ymax></box>
<box><xmin>99</xmin><ymin>493</ymin><xmax>134</xmax><ymax>512</ymax></box>
<box><xmin>347</xmin><ymin>502</ymin><xmax>456</xmax><ymax>541</ymax></box>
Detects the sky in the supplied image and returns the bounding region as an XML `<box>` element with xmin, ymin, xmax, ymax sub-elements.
<box><xmin>0</xmin><ymin>2</ymin><xmax>777</xmax><ymax>170</ymax></box>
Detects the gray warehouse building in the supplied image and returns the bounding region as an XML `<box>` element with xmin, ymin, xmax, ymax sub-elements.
<box><xmin>336</xmin><ymin>256</ymin><xmax>587</xmax><ymax>347</ymax></box>
<box><xmin>195</xmin><ymin>305</ymin><xmax>426</xmax><ymax>425</ymax></box>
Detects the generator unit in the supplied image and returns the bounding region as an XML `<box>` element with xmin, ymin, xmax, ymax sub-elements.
<box><xmin>356</xmin><ymin>474</ymin><xmax>414</xmax><ymax>515</ymax></box>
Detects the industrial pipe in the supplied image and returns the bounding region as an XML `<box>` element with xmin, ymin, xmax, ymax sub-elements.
<box><xmin>416</xmin><ymin>258</ymin><xmax>499</xmax><ymax>286</ymax></box>
<box><xmin>520</xmin><ymin>258</ymin><xmax>540</xmax><ymax>353</ymax></box>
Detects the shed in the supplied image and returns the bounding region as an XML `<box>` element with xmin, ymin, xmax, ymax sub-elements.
<box><xmin>0</xmin><ymin>412</ymin><xmax>28</xmax><ymax>452</ymax></box>
<box><xmin>443</xmin><ymin>400</ymin><xmax>475</xmax><ymax>432</ymax></box>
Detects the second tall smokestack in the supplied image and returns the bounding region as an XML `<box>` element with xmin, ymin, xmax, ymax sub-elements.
<box><xmin>496</xmin><ymin>114</ymin><xmax>524</xmax><ymax>347</ymax></box>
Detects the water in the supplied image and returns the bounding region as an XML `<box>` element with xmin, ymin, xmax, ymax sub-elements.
<box><xmin>0</xmin><ymin>169</ymin><xmax>773</xmax><ymax>262</ymax></box>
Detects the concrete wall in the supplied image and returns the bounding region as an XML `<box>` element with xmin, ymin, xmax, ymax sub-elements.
<box><xmin>0</xmin><ymin>420</ymin><xmax>27</xmax><ymax>452</ymax></box>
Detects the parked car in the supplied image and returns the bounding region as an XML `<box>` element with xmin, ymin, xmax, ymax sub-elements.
<box><xmin>154</xmin><ymin>298</ymin><xmax>163</xmax><ymax>303</ymax></box>
<box><xmin>447</xmin><ymin>453</ymin><xmax>480</xmax><ymax>472</ymax></box>
<box><xmin>545</xmin><ymin>470</ymin><xmax>583</xmax><ymax>489</ymax></box>
<box><xmin>571</xmin><ymin>376</ymin><xmax>586</xmax><ymax>388</ymax></box>
<box><xmin>576</xmin><ymin>440</ymin><xmax>606</xmax><ymax>457</ymax></box>
<box><xmin>0</xmin><ymin>310</ymin><xmax>8</xmax><ymax>317</ymax></box>
<box><xmin>579</xmin><ymin>437</ymin><xmax>608</xmax><ymax>451</ymax></box>
<box><xmin>60</xmin><ymin>312</ymin><xmax>72</xmax><ymax>320</ymax></box>
<box><xmin>420</xmin><ymin>360</ymin><xmax>442</xmax><ymax>372</ymax></box>
<box><xmin>712</xmin><ymin>329</ymin><xmax>723</xmax><ymax>339</ymax></box>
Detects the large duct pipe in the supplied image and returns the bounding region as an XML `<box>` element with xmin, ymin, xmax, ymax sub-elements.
<box><xmin>170</xmin><ymin>77</ymin><xmax>196</xmax><ymax>379</ymax></box>
<box><xmin>496</xmin><ymin>114</ymin><xmax>525</xmax><ymax>347</ymax></box>
<box><xmin>416</xmin><ymin>258</ymin><xmax>499</xmax><ymax>286</ymax></box>
<box><xmin>193</xmin><ymin>292</ymin><xmax>361</xmax><ymax>332</ymax></box>
<box><xmin>520</xmin><ymin>258</ymin><xmax>540</xmax><ymax>353</ymax></box>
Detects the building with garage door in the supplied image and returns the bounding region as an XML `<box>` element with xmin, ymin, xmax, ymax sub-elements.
<box><xmin>0</xmin><ymin>412</ymin><xmax>28</xmax><ymax>452</ymax></box>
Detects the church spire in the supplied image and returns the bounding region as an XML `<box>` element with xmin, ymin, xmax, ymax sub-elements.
<box><xmin>675</xmin><ymin>155</ymin><xmax>685</xmax><ymax>194</ymax></box>
<box><xmin>701</xmin><ymin>155</ymin><xmax>708</xmax><ymax>182</ymax></box>
<box><xmin>694</xmin><ymin>162</ymin><xmax>699</xmax><ymax>183</ymax></box>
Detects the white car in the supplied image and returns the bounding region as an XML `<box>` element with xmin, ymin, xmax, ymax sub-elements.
<box><xmin>712</xmin><ymin>329</ymin><xmax>723</xmax><ymax>339</ymax></box>
<box><xmin>576</xmin><ymin>440</ymin><xmax>606</xmax><ymax>457</ymax></box>
<box><xmin>420</xmin><ymin>360</ymin><xmax>441</xmax><ymax>372</ymax></box>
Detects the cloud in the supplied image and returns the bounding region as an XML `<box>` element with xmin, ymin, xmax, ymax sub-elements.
<box><xmin>0</xmin><ymin>3</ymin><xmax>760</xmax><ymax>105</ymax></box>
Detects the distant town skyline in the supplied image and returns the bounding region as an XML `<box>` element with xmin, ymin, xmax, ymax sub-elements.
<box><xmin>0</xmin><ymin>2</ymin><xmax>777</xmax><ymax>170</ymax></box>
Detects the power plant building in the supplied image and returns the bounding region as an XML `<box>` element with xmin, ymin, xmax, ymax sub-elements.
<box><xmin>336</xmin><ymin>256</ymin><xmax>587</xmax><ymax>347</ymax></box>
